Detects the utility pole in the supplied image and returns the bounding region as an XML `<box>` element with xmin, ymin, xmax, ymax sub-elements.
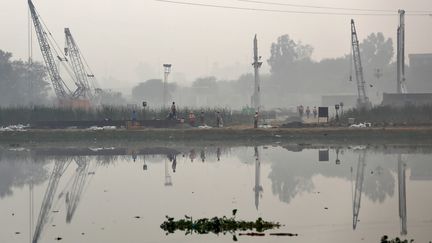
<box><xmin>252</xmin><ymin>35</ymin><xmax>262</xmax><ymax>112</ymax></box>
<box><xmin>397</xmin><ymin>10</ymin><xmax>407</xmax><ymax>94</ymax></box>
<box><xmin>163</xmin><ymin>64</ymin><xmax>172</xmax><ymax>108</ymax></box>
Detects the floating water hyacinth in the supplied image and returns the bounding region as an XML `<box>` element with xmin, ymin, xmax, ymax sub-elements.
<box><xmin>160</xmin><ymin>210</ymin><xmax>281</xmax><ymax>236</ymax></box>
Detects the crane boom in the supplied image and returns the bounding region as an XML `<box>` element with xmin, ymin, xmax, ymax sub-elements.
<box><xmin>28</xmin><ymin>0</ymin><xmax>70</xmax><ymax>100</ymax></box>
<box><xmin>64</xmin><ymin>28</ymin><xmax>92</xmax><ymax>99</ymax></box>
<box><xmin>351</xmin><ymin>19</ymin><xmax>371</xmax><ymax>110</ymax></box>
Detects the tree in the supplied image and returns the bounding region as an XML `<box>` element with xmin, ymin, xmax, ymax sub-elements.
<box><xmin>95</xmin><ymin>89</ymin><xmax>127</xmax><ymax>106</ymax></box>
<box><xmin>131</xmin><ymin>79</ymin><xmax>177</xmax><ymax>107</ymax></box>
<box><xmin>359</xmin><ymin>33</ymin><xmax>395</xmax><ymax>93</ymax></box>
<box><xmin>360</xmin><ymin>32</ymin><xmax>394</xmax><ymax>69</ymax></box>
<box><xmin>267</xmin><ymin>35</ymin><xmax>313</xmax><ymax>77</ymax></box>
<box><xmin>0</xmin><ymin>50</ymin><xmax>51</xmax><ymax>106</ymax></box>
<box><xmin>192</xmin><ymin>76</ymin><xmax>218</xmax><ymax>95</ymax></box>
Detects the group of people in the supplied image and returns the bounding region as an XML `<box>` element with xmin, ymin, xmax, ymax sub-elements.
<box><xmin>297</xmin><ymin>105</ymin><xmax>318</xmax><ymax>119</ymax></box>
<box><xmin>168</xmin><ymin>101</ymin><xmax>224</xmax><ymax>127</ymax></box>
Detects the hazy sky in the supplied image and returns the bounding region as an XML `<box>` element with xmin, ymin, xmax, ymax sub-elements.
<box><xmin>1</xmin><ymin>0</ymin><xmax>431</xmax><ymax>93</ymax></box>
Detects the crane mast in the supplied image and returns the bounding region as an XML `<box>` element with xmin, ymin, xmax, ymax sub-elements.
<box><xmin>252</xmin><ymin>35</ymin><xmax>262</xmax><ymax>112</ymax></box>
<box><xmin>28</xmin><ymin>0</ymin><xmax>70</xmax><ymax>100</ymax></box>
<box><xmin>64</xmin><ymin>28</ymin><xmax>92</xmax><ymax>99</ymax></box>
<box><xmin>397</xmin><ymin>10</ymin><xmax>407</xmax><ymax>94</ymax></box>
<box><xmin>351</xmin><ymin>19</ymin><xmax>371</xmax><ymax>110</ymax></box>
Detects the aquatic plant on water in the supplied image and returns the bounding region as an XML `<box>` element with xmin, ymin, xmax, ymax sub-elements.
<box><xmin>160</xmin><ymin>210</ymin><xmax>281</xmax><ymax>236</ymax></box>
<box><xmin>381</xmin><ymin>235</ymin><xmax>415</xmax><ymax>243</ymax></box>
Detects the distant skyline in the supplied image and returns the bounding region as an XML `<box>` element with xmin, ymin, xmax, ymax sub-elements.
<box><xmin>1</xmin><ymin>0</ymin><xmax>431</xmax><ymax>94</ymax></box>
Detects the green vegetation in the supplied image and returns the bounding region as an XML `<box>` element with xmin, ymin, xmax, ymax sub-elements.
<box><xmin>381</xmin><ymin>235</ymin><xmax>415</xmax><ymax>243</ymax></box>
<box><xmin>160</xmin><ymin>210</ymin><xmax>281</xmax><ymax>236</ymax></box>
<box><xmin>342</xmin><ymin>105</ymin><xmax>432</xmax><ymax>125</ymax></box>
<box><xmin>0</xmin><ymin>106</ymin><xmax>275</xmax><ymax>126</ymax></box>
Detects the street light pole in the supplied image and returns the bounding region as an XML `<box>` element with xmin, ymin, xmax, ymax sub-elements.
<box><xmin>163</xmin><ymin>64</ymin><xmax>172</xmax><ymax>109</ymax></box>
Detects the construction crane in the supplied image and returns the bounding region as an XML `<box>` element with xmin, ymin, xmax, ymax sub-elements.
<box><xmin>350</xmin><ymin>19</ymin><xmax>372</xmax><ymax>110</ymax></box>
<box><xmin>64</xmin><ymin>28</ymin><xmax>95</xmax><ymax>100</ymax></box>
<box><xmin>28</xmin><ymin>0</ymin><xmax>89</xmax><ymax>107</ymax></box>
<box><xmin>352</xmin><ymin>150</ymin><xmax>366</xmax><ymax>230</ymax></box>
<box><xmin>32</xmin><ymin>159</ymin><xmax>71</xmax><ymax>243</ymax></box>
<box><xmin>28</xmin><ymin>0</ymin><xmax>70</xmax><ymax>100</ymax></box>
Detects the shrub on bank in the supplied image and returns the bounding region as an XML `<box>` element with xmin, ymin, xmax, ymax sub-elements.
<box><xmin>0</xmin><ymin>106</ymin><xmax>273</xmax><ymax>127</ymax></box>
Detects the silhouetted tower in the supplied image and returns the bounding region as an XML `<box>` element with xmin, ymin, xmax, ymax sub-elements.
<box><xmin>253</xmin><ymin>147</ymin><xmax>263</xmax><ymax>209</ymax></box>
<box><xmin>397</xmin><ymin>10</ymin><xmax>407</xmax><ymax>94</ymax></box>
<box><xmin>252</xmin><ymin>35</ymin><xmax>262</xmax><ymax>111</ymax></box>
<box><xmin>163</xmin><ymin>64</ymin><xmax>172</xmax><ymax>108</ymax></box>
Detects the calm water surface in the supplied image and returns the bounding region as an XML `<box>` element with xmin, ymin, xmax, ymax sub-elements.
<box><xmin>1</xmin><ymin>144</ymin><xmax>431</xmax><ymax>243</ymax></box>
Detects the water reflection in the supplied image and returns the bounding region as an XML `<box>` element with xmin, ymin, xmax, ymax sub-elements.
<box><xmin>398</xmin><ymin>155</ymin><xmax>407</xmax><ymax>236</ymax></box>
<box><xmin>352</xmin><ymin>150</ymin><xmax>366</xmax><ymax>230</ymax></box>
<box><xmin>253</xmin><ymin>147</ymin><xmax>263</xmax><ymax>210</ymax></box>
<box><xmin>0</xmin><ymin>144</ymin><xmax>431</xmax><ymax>243</ymax></box>
<box><xmin>33</xmin><ymin>157</ymin><xmax>72</xmax><ymax>243</ymax></box>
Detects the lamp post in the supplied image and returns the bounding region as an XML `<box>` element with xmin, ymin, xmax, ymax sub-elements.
<box><xmin>163</xmin><ymin>64</ymin><xmax>172</xmax><ymax>109</ymax></box>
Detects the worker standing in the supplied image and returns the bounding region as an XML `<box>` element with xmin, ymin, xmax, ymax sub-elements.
<box><xmin>131</xmin><ymin>110</ymin><xmax>137</xmax><ymax>121</ymax></box>
<box><xmin>299</xmin><ymin>105</ymin><xmax>304</xmax><ymax>118</ymax></box>
<box><xmin>254</xmin><ymin>112</ymin><xmax>259</xmax><ymax>128</ymax></box>
<box><xmin>216</xmin><ymin>111</ymin><xmax>223</xmax><ymax>128</ymax></box>
<box><xmin>313</xmin><ymin>106</ymin><xmax>318</xmax><ymax>119</ymax></box>
<box><xmin>170</xmin><ymin>102</ymin><xmax>177</xmax><ymax>120</ymax></box>
<box><xmin>188</xmin><ymin>111</ymin><xmax>196</xmax><ymax>127</ymax></box>
<box><xmin>306</xmin><ymin>106</ymin><xmax>311</xmax><ymax>119</ymax></box>
<box><xmin>199</xmin><ymin>111</ymin><xmax>205</xmax><ymax>125</ymax></box>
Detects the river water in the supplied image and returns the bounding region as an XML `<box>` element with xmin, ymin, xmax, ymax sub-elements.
<box><xmin>1</xmin><ymin>144</ymin><xmax>431</xmax><ymax>243</ymax></box>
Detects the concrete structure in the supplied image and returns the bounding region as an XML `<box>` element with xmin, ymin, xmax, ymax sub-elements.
<box><xmin>382</xmin><ymin>93</ymin><xmax>432</xmax><ymax>107</ymax></box>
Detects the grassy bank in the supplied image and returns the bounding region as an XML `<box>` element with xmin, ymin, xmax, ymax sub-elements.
<box><xmin>1</xmin><ymin>127</ymin><xmax>432</xmax><ymax>145</ymax></box>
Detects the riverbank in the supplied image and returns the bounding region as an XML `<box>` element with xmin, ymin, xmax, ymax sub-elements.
<box><xmin>1</xmin><ymin>126</ymin><xmax>432</xmax><ymax>145</ymax></box>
